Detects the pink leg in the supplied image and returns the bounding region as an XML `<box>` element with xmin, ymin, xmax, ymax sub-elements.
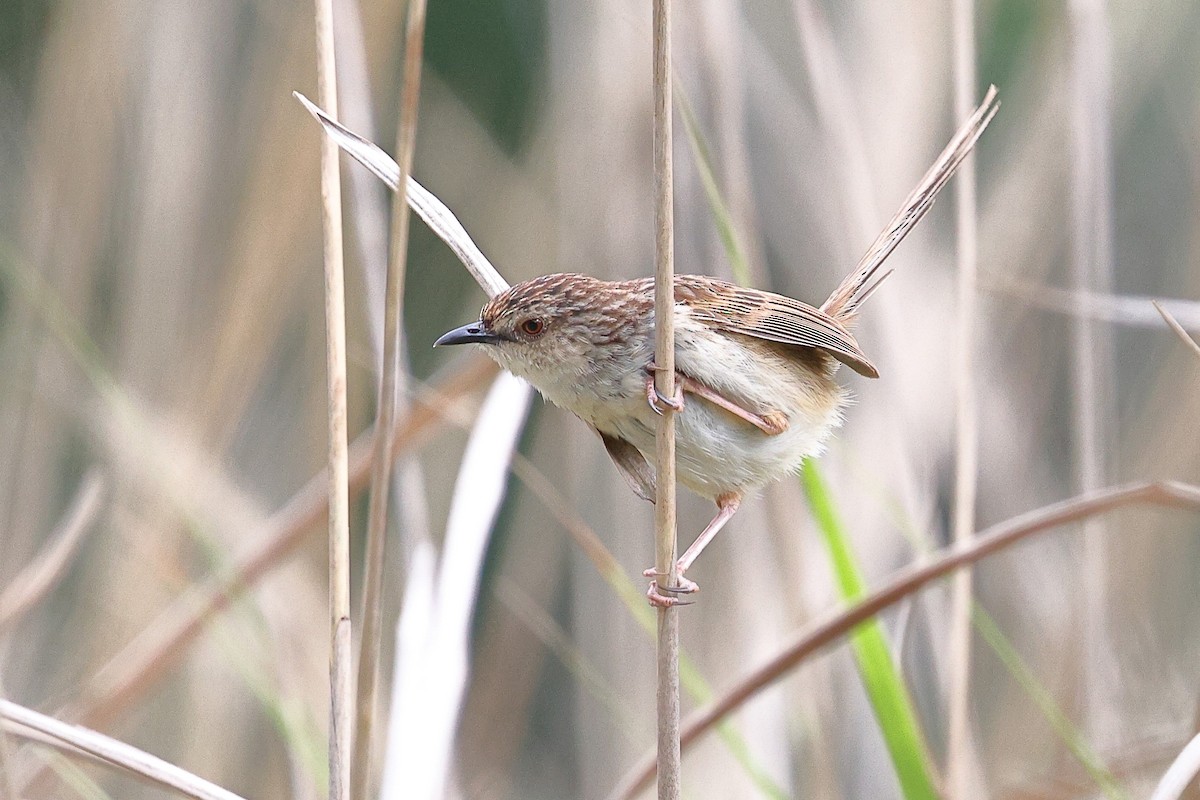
<box><xmin>675</xmin><ymin>376</ymin><xmax>788</xmax><ymax>436</ymax></box>
<box><xmin>678</xmin><ymin>493</ymin><xmax>741</xmax><ymax>574</ymax></box>
<box><xmin>643</xmin><ymin>492</ymin><xmax>742</xmax><ymax>607</ymax></box>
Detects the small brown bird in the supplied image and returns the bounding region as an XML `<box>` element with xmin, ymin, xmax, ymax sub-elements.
<box><xmin>436</xmin><ymin>89</ymin><xmax>997</xmax><ymax>606</ymax></box>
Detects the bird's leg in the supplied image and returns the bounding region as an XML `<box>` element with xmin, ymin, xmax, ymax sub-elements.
<box><xmin>644</xmin><ymin>493</ymin><xmax>742</xmax><ymax>608</ymax></box>
<box><xmin>644</xmin><ymin>362</ymin><xmax>788</xmax><ymax>435</ymax></box>
<box><xmin>644</xmin><ymin>360</ymin><xmax>684</xmax><ymax>415</ymax></box>
<box><xmin>674</xmin><ymin>376</ymin><xmax>789</xmax><ymax>436</ymax></box>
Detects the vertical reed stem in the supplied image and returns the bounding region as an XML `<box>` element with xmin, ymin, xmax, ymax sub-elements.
<box><xmin>652</xmin><ymin>0</ymin><xmax>680</xmax><ymax>797</ymax></box>
<box><xmin>313</xmin><ymin>1</ymin><xmax>352</xmax><ymax>797</ymax></box>
<box><xmin>1068</xmin><ymin>0</ymin><xmax>1117</xmax><ymax>743</ymax></box>
<box><xmin>948</xmin><ymin>0</ymin><xmax>979</xmax><ymax>795</ymax></box>
<box><xmin>352</xmin><ymin>0</ymin><xmax>428</xmax><ymax>796</ymax></box>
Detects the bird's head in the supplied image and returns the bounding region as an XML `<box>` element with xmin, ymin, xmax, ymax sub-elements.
<box><xmin>434</xmin><ymin>273</ymin><xmax>651</xmax><ymax>390</ymax></box>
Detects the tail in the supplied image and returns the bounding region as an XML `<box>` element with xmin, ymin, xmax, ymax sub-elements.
<box><xmin>821</xmin><ymin>86</ymin><xmax>1000</xmax><ymax>322</ymax></box>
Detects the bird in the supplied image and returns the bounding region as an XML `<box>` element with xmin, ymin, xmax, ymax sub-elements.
<box><xmin>435</xmin><ymin>89</ymin><xmax>997</xmax><ymax>607</ymax></box>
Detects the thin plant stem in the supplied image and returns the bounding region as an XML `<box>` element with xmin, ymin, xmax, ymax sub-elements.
<box><xmin>651</xmin><ymin>0</ymin><xmax>681</xmax><ymax>797</ymax></box>
<box><xmin>0</xmin><ymin>472</ymin><xmax>106</xmax><ymax>634</ymax></box>
<box><xmin>352</xmin><ymin>0</ymin><xmax>429</xmax><ymax>795</ymax></box>
<box><xmin>1068</xmin><ymin>0</ymin><xmax>1118</xmax><ymax>741</ymax></box>
<box><xmin>313</xmin><ymin>7</ymin><xmax>350</xmax><ymax>793</ymax></box>
<box><xmin>612</xmin><ymin>481</ymin><xmax>1200</xmax><ymax>799</ymax></box>
<box><xmin>1153</xmin><ymin>300</ymin><xmax>1200</xmax><ymax>359</ymax></box>
<box><xmin>948</xmin><ymin>0</ymin><xmax>980</xmax><ymax>794</ymax></box>
<box><xmin>2</xmin><ymin>699</ymin><xmax>247</xmax><ymax>800</ymax></box>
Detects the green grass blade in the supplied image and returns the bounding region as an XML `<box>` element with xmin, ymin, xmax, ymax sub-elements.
<box><xmin>801</xmin><ymin>460</ymin><xmax>939</xmax><ymax>800</ymax></box>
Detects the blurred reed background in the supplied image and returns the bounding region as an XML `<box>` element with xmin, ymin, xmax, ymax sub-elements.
<box><xmin>1</xmin><ymin>0</ymin><xmax>1199</xmax><ymax>798</ymax></box>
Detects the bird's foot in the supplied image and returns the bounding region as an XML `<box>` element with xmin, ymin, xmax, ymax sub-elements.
<box><xmin>643</xmin><ymin>566</ymin><xmax>699</xmax><ymax>608</ymax></box>
<box><xmin>644</xmin><ymin>362</ymin><xmax>684</xmax><ymax>415</ymax></box>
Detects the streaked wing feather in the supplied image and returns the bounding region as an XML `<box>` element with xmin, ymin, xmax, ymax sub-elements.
<box><xmin>676</xmin><ymin>276</ymin><xmax>879</xmax><ymax>378</ymax></box>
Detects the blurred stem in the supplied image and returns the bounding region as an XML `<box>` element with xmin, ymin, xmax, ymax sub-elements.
<box><xmin>948</xmin><ymin>0</ymin><xmax>980</xmax><ymax>795</ymax></box>
<box><xmin>32</xmin><ymin>751</ymin><xmax>112</xmax><ymax>800</ymax></box>
<box><xmin>0</xmin><ymin>472</ymin><xmax>106</xmax><ymax>635</ymax></box>
<box><xmin>651</xmin><ymin>0</ymin><xmax>681</xmax><ymax>799</ymax></box>
<box><xmin>353</xmin><ymin>0</ymin><xmax>429</xmax><ymax>796</ymax></box>
<box><xmin>674</xmin><ymin>84</ymin><xmax>750</xmax><ymax>287</ymax></box>
<box><xmin>1068</xmin><ymin>0</ymin><xmax>1117</xmax><ymax>743</ymax></box>
<box><xmin>312</xmin><ymin>0</ymin><xmax>352</xmax><ymax>796</ymax></box>
<box><xmin>972</xmin><ymin>606</ymin><xmax>1126</xmax><ymax>799</ymax></box>
<box><xmin>72</xmin><ymin>357</ymin><xmax>495</xmax><ymax>736</ymax></box>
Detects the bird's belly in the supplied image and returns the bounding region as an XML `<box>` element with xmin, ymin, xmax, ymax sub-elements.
<box><xmin>527</xmin><ymin>329</ymin><xmax>846</xmax><ymax>501</ymax></box>
<box><xmin>597</xmin><ymin>388</ymin><xmax>842</xmax><ymax>501</ymax></box>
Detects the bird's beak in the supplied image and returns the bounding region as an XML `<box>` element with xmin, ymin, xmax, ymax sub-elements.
<box><xmin>434</xmin><ymin>321</ymin><xmax>502</xmax><ymax>347</ymax></box>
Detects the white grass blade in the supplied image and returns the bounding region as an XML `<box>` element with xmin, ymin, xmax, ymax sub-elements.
<box><xmin>383</xmin><ymin>539</ymin><xmax>438</xmax><ymax>799</ymax></box>
<box><xmin>293</xmin><ymin>92</ymin><xmax>509</xmax><ymax>298</ymax></box>
<box><xmin>380</xmin><ymin>373</ymin><xmax>533</xmax><ymax>800</ymax></box>
<box><xmin>1</xmin><ymin>699</ymin><xmax>247</xmax><ymax>800</ymax></box>
<box><xmin>1150</xmin><ymin>732</ymin><xmax>1200</xmax><ymax>800</ymax></box>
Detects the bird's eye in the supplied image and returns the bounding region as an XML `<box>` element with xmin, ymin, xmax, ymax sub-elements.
<box><xmin>519</xmin><ymin>318</ymin><xmax>545</xmax><ymax>337</ymax></box>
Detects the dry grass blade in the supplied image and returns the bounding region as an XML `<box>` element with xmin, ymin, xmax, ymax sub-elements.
<box><xmin>822</xmin><ymin>86</ymin><xmax>999</xmax><ymax>319</ymax></box>
<box><xmin>292</xmin><ymin>92</ymin><xmax>509</xmax><ymax>298</ymax></box>
<box><xmin>613</xmin><ymin>481</ymin><xmax>1200</xmax><ymax>799</ymax></box>
<box><xmin>1150</xmin><ymin>733</ymin><xmax>1200</xmax><ymax>800</ymax></box>
<box><xmin>353</xmin><ymin>0</ymin><xmax>430</xmax><ymax>795</ymax></box>
<box><xmin>0</xmin><ymin>472</ymin><xmax>105</xmax><ymax>634</ymax></box>
<box><xmin>2</xmin><ymin>699</ymin><xmax>246</xmax><ymax>800</ymax></box>
<box><xmin>72</xmin><ymin>356</ymin><xmax>497</xmax><ymax>731</ymax></box>
<box><xmin>1153</xmin><ymin>301</ymin><xmax>1200</xmax><ymax>359</ymax></box>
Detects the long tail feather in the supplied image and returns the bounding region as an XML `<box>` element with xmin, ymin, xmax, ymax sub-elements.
<box><xmin>821</xmin><ymin>86</ymin><xmax>999</xmax><ymax>320</ymax></box>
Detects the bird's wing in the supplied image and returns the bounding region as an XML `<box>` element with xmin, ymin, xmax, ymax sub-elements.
<box><xmin>598</xmin><ymin>430</ymin><xmax>656</xmax><ymax>503</ymax></box>
<box><xmin>675</xmin><ymin>276</ymin><xmax>879</xmax><ymax>378</ymax></box>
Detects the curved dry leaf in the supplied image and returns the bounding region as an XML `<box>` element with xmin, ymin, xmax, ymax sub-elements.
<box><xmin>293</xmin><ymin>92</ymin><xmax>509</xmax><ymax>299</ymax></box>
